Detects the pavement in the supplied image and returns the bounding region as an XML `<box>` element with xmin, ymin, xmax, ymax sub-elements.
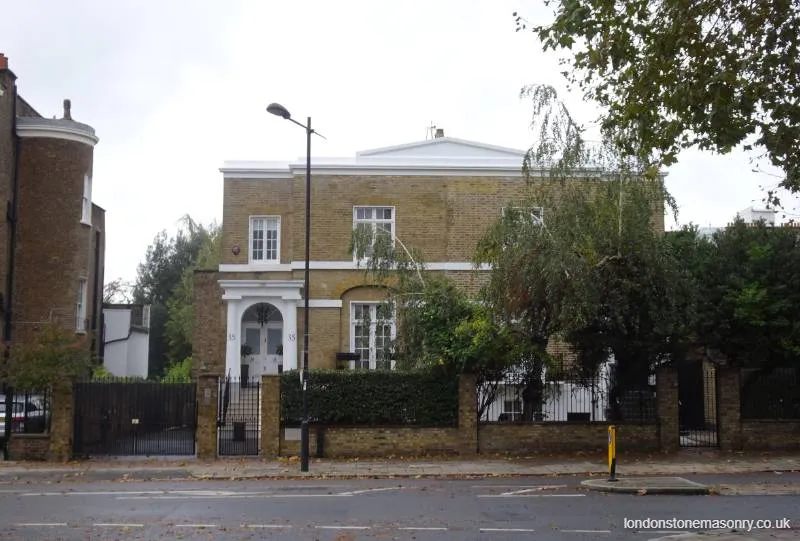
<box><xmin>0</xmin><ymin>450</ymin><xmax>797</xmax><ymax>483</ymax></box>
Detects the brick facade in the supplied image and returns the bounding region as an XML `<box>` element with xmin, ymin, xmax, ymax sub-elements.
<box><xmin>14</xmin><ymin>136</ymin><xmax>94</xmax><ymax>338</ymax></box>
<box><xmin>0</xmin><ymin>54</ymin><xmax>104</xmax><ymax>367</ymax></box>
<box><xmin>0</xmin><ymin>59</ymin><xmax>15</xmax><ymax>338</ymax></box>
<box><xmin>203</xmin><ymin>135</ymin><xmax>667</xmax><ymax>380</ymax></box>
<box><xmin>192</xmin><ymin>271</ymin><xmax>226</xmax><ymax>376</ymax></box>
<box><xmin>208</xmin><ymin>172</ymin><xmax>664</xmax><ymax>373</ymax></box>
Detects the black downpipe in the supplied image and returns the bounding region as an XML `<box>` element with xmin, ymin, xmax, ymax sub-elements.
<box><xmin>3</xmin><ymin>84</ymin><xmax>21</xmax><ymax>460</ymax></box>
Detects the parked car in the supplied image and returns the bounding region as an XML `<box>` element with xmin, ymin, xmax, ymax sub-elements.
<box><xmin>0</xmin><ymin>395</ymin><xmax>50</xmax><ymax>437</ymax></box>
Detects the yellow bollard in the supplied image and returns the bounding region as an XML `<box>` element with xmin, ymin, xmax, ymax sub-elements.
<box><xmin>608</xmin><ymin>425</ymin><xmax>617</xmax><ymax>482</ymax></box>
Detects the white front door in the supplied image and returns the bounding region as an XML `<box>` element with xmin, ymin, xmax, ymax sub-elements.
<box><xmin>264</xmin><ymin>324</ymin><xmax>283</xmax><ymax>374</ymax></box>
<box><xmin>242</xmin><ymin>323</ymin><xmax>265</xmax><ymax>378</ymax></box>
<box><xmin>242</xmin><ymin>323</ymin><xmax>284</xmax><ymax>376</ymax></box>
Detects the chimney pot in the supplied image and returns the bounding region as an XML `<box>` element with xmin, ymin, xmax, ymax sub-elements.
<box><xmin>63</xmin><ymin>99</ymin><xmax>72</xmax><ymax>120</ymax></box>
<box><xmin>435</xmin><ymin>128</ymin><xmax>444</xmax><ymax>138</ymax></box>
<box><xmin>0</xmin><ymin>53</ymin><xmax>7</xmax><ymax>70</ymax></box>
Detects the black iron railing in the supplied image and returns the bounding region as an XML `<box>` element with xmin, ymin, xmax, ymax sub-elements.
<box><xmin>217</xmin><ymin>376</ymin><xmax>261</xmax><ymax>456</ymax></box>
<box><xmin>480</xmin><ymin>374</ymin><xmax>656</xmax><ymax>424</ymax></box>
<box><xmin>741</xmin><ymin>367</ymin><xmax>800</xmax><ymax>420</ymax></box>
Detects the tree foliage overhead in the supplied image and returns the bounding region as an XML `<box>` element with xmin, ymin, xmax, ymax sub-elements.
<box><xmin>667</xmin><ymin>221</ymin><xmax>800</xmax><ymax>371</ymax></box>
<box><xmin>516</xmin><ymin>0</ymin><xmax>800</xmax><ymax>192</ymax></box>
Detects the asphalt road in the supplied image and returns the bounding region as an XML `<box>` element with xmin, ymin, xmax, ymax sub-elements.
<box><xmin>0</xmin><ymin>474</ymin><xmax>797</xmax><ymax>540</ymax></box>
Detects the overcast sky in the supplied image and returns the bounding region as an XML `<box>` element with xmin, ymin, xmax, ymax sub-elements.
<box><xmin>2</xmin><ymin>0</ymin><xmax>793</xmax><ymax>285</ymax></box>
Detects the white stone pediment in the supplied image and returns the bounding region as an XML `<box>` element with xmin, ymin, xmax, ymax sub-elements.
<box><xmin>356</xmin><ymin>137</ymin><xmax>527</xmax><ymax>161</ymax></box>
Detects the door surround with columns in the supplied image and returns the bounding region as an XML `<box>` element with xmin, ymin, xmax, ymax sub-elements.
<box><xmin>219</xmin><ymin>280</ymin><xmax>303</xmax><ymax>379</ymax></box>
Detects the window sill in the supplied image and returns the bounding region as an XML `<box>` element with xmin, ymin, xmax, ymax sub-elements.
<box><xmin>75</xmin><ymin>329</ymin><xmax>87</xmax><ymax>335</ymax></box>
<box><xmin>80</xmin><ymin>219</ymin><xmax>92</xmax><ymax>227</ymax></box>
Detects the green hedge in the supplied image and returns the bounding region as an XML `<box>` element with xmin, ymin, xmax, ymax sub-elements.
<box><xmin>280</xmin><ymin>370</ymin><xmax>459</xmax><ymax>427</ymax></box>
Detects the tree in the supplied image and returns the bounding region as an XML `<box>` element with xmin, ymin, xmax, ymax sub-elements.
<box><xmin>558</xmin><ymin>178</ymin><xmax>696</xmax><ymax>419</ymax></box>
<box><xmin>475</xmin><ymin>84</ymin><xmax>690</xmax><ymax>420</ymax></box>
<box><xmin>515</xmin><ymin>0</ymin><xmax>800</xmax><ymax>192</ymax></box>
<box><xmin>103</xmin><ymin>278</ymin><xmax>133</xmax><ymax>304</ymax></box>
<box><xmin>163</xmin><ymin>225</ymin><xmax>221</xmax><ymax>368</ymax></box>
<box><xmin>133</xmin><ymin>215</ymin><xmax>220</xmax><ymax>377</ymax></box>
<box><xmin>133</xmin><ymin>216</ymin><xmax>216</xmax><ymax>305</ymax></box>
<box><xmin>671</xmin><ymin>220</ymin><xmax>800</xmax><ymax>370</ymax></box>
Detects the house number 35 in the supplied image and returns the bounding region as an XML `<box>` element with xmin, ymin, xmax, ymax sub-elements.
<box><xmin>288</xmin><ymin>331</ymin><xmax>296</xmax><ymax>342</ymax></box>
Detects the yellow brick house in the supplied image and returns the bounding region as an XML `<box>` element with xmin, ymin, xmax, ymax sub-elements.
<box><xmin>196</xmin><ymin>130</ymin><xmax>594</xmax><ymax>379</ymax></box>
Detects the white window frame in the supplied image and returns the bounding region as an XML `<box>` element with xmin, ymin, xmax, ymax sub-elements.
<box><xmin>249</xmin><ymin>215</ymin><xmax>281</xmax><ymax>264</ymax></box>
<box><xmin>81</xmin><ymin>174</ymin><xmax>92</xmax><ymax>226</ymax></box>
<box><xmin>501</xmin><ymin>205</ymin><xmax>544</xmax><ymax>225</ymax></box>
<box><xmin>76</xmin><ymin>279</ymin><xmax>88</xmax><ymax>333</ymax></box>
<box><xmin>349</xmin><ymin>301</ymin><xmax>397</xmax><ymax>370</ymax></box>
<box><xmin>352</xmin><ymin>206</ymin><xmax>395</xmax><ymax>262</ymax></box>
<box><xmin>502</xmin><ymin>397</ymin><xmax>522</xmax><ymax>421</ymax></box>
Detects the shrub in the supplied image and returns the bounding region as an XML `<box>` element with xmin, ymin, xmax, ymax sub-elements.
<box><xmin>280</xmin><ymin>370</ymin><xmax>458</xmax><ymax>427</ymax></box>
<box><xmin>162</xmin><ymin>357</ymin><xmax>192</xmax><ymax>383</ymax></box>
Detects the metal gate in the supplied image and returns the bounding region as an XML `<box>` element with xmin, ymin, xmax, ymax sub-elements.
<box><xmin>73</xmin><ymin>380</ymin><xmax>197</xmax><ymax>457</ymax></box>
<box><xmin>217</xmin><ymin>377</ymin><xmax>260</xmax><ymax>456</ymax></box>
<box><xmin>678</xmin><ymin>363</ymin><xmax>719</xmax><ymax>448</ymax></box>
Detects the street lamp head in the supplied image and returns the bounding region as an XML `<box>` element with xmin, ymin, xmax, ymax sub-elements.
<box><xmin>267</xmin><ymin>103</ymin><xmax>291</xmax><ymax>120</ymax></box>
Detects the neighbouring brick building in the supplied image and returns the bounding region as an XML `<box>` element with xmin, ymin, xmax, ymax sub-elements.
<box><xmin>0</xmin><ymin>53</ymin><xmax>105</xmax><ymax>359</ymax></box>
<box><xmin>195</xmin><ymin>127</ymin><xmax>666</xmax><ymax>380</ymax></box>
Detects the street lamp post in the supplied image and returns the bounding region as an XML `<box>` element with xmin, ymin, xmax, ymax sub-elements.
<box><xmin>267</xmin><ymin>103</ymin><xmax>324</xmax><ymax>473</ymax></box>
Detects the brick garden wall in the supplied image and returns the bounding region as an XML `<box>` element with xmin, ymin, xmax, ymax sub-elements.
<box><xmin>741</xmin><ymin>421</ymin><xmax>800</xmax><ymax>451</ymax></box>
<box><xmin>478</xmin><ymin>423</ymin><xmax>660</xmax><ymax>454</ymax></box>
<box><xmin>279</xmin><ymin>427</ymin><xmax>461</xmax><ymax>458</ymax></box>
<box><xmin>8</xmin><ymin>434</ymin><xmax>50</xmax><ymax>461</ymax></box>
<box><xmin>43</xmin><ymin>366</ymin><xmax>796</xmax><ymax>462</ymax></box>
<box><xmin>272</xmin><ymin>373</ymin><xmax>473</xmax><ymax>458</ymax></box>
<box><xmin>265</xmin><ymin>373</ymin><xmax>662</xmax><ymax>458</ymax></box>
